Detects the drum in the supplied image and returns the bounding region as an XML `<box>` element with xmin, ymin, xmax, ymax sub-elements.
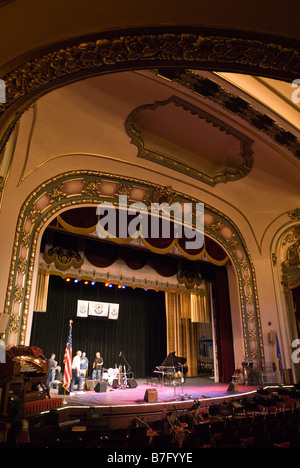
<box><xmin>107</xmin><ymin>367</ymin><xmax>118</xmax><ymax>386</ymax></box>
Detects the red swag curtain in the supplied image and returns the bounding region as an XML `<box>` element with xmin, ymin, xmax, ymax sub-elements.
<box><xmin>55</xmin><ymin>207</ymin><xmax>228</xmax><ymax>266</ymax></box>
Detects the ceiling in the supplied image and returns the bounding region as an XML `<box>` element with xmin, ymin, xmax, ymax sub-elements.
<box><xmin>6</xmin><ymin>66</ymin><xmax>297</xmax><ymax>261</ymax></box>
<box><xmin>0</xmin><ymin>0</ymin><xmax>299</xmax><ymax>263</ymax></box>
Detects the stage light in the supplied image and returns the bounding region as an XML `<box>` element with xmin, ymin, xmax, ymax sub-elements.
<box><xmin>118</xmin><ymin>285</ymin><xmax>121</xmax><ymax>289</ymax></box>
<box><xmin>74</xmin><ymin>279</ymin><xmax>79</xmax><ymax>283</ymax></box>
<box><xmin>91</xmin><ymin>281</ymin><xmax>95</xmax><ymax>285</ymax></box>
<box><xmin>84</xmin><ymin>281</ymin><xmax>89</xmax><ymax>285</ymax></box>
<box><xmin>66</xmin><ymin>278</ymin><xmax>71</xmax><ymax>282</ymax></box>
<box><xmin>105</xmin><ymin>283</ymin><xmax>109</xmax><ymax>287</ymax></box>
<box><xmin>108</xmin><ymin>284</ymin><xmax>113</xmax><ymax>288</ymax></box>
<box><xmin>122</xmin><ymin>285</ymin><xmax>126</xmax><ymax>289</ymax></box>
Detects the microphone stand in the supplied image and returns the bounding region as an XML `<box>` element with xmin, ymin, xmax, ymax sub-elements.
<box><xmin>178</xmin><ymin>363</ymin><xmax>191</xmax><ymax>401</ymax></box>
<box><xmin>119</xmin><ymin>351</ymin><xmax>134</xmax><ymax>379</ymax></box>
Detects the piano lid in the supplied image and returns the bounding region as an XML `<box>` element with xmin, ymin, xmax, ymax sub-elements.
<box><xmin>160</xmin><ymin>351</ymin><xmax>187</xmax><ymax>367</ymax></box>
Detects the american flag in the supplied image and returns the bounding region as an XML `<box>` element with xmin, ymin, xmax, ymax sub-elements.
<box><xmin>63</xmin><ymin>321</ymin><xmax>72</xmax><ymax>391</ymax></box>
<box><xmin>275</xmin><ymin>333</ymin><xmax>284</xmax><ymax>379</ymax></box>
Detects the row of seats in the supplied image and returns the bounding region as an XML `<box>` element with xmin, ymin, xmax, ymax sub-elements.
<box><xmin>1</xmin><ymin>386</ymin><xmax>300</xmax><ymax>448</ymax></box>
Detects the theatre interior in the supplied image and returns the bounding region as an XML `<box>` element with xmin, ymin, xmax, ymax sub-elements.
<box><xmin>0</xmin><ymin>0</ymin><xmax>299</xmax><ymax>449</ymax></box>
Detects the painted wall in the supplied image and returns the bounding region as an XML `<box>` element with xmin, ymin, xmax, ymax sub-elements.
<box><xmin>0</xmin><ymin>71</ymin><xmax>297</xmax><ymax>380</ymax></box>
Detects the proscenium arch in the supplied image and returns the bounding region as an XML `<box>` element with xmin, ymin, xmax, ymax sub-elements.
<box><xmin>3</xmin><ymin>170</ymin><xmax>264</xmax><ymax>366</ymax></box>
<box><xmin>270</xmin><ymin>221</ymin><xmax>300</xmax><ymax>382</ymax></box>
<box><xmin>0</xmin><ymin>28</ymin><xmax>299</xmax><ymax>155</ymax></box>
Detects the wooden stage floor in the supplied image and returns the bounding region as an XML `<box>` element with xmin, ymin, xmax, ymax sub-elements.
<box><xmin>47</xmin><ymin>377</ymin><xmax>259</xmax><ymax>429</ymax></box>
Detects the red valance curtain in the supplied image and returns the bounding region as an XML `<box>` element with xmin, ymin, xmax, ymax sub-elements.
<box><xmin>55</xmin><ymin>207</ymin><xmax>228</xmax><ymax>266</ymax></box>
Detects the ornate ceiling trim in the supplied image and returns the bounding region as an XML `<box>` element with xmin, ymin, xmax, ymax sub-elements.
<box><xmin>154</xmin><ymin>69</ymin><xmax>300</xmax><ymax>161</ymax></box>
<box><xmin>281</xmin><ymin>225</ymin><xmax>300</xmax><ymax>290</ymax></box>
<box><xmin>0</xmin><ymin>30</ymin><xmax>299</xmax><ymax>157</ymax></box>
<box><xmin>2</xmin><ymin>170</ymin><xmax>263</xmax><ymax>365</ymax></box>
<box><xmin>125</xmin><ymin>95</ymin><xmax>254</xmax><ymax>186</ymax></box>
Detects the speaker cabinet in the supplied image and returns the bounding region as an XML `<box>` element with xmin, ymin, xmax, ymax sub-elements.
<box><xmin>144</xmin><ymin>388</ymin><xmax>158</xmax><ymax>402</ymax></box>
<box><xmin>127</xmin><ymin>378</ymin><xmax>138</xmax><ymax>388</ymax></box>
<box><xmin>86</xmin><ymin>380</ymin><xmax>97</xmax><ymax>390</ymax></box>
<box><xmin>227</xmin><ymin>382</ymin><xmax>239</xmax><ymax>393</ymax></box>
<box><xmin>112</xmin><ymin>379</ymin><xmax>119</xmax><ymax>388</ymax></box>
<box><xmin>94</xmin><ymin>381</ymin><xmax>107</xmax><ymax>393</ymax></box>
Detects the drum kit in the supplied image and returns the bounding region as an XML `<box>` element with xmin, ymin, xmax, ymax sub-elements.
<box><xmin>102</xmin><ymin>365</ymin><xmax>128</xmax><ymax>388</ymax></box>
<box><xmin>82</xmin><ymin>351</ymin><xmax>133</xmax><ymax>390</ymax></box>
<box><xmin>102</xmin><ymin>352</ymin><xmax>133</xmax><ymax>389</ymax></box>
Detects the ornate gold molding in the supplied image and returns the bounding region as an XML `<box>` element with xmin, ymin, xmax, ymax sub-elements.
<box><xmin>0</xmin><ymin>31</ymin><xmax>299</xmax><ymax>157</ymax></box>
<box><xmin>154</xmin><ymin>69</ymin><xmax>300</xmax><ymax>161</ymax></box>
<box><xmin>125</xmin><ymin>95</ymin><xmax>254</xmax><ymax>186</ymax></box>
<box><xmin>281</xmin><ymin>225</ymin><xmax>300</xmax><ymax>290</ymax></box>
<box><xmin>3</xmin><ymin>169</ymin><xmax>264</xmax><ymax>365</ymax></box>
<box><xmin>39</xmin><ymin>260</ymin><xmax>187</xmax><ymax>294</ymax></box>
<box><xmin>44</xmin><ymin>246</ymin><xmax>83</xmax><ymax>271</ymax></box>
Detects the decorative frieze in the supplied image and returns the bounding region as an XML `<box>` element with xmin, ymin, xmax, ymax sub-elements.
<box><xmin>3</xmin><ymin>170</ymin><xmax>264</xmax><ymax>365</ymax></box>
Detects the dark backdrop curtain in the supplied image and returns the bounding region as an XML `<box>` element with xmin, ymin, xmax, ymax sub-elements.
<box><xmin>30</xmin><ymin>275</ymin><xmax>166</xmax><ymax>379</ymax></box>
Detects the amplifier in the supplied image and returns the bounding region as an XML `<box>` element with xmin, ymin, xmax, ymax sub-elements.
<box><xmin>144</xmin><ymin>388</ymin><xmax>158</xmax><ymax>402</ymax></box>
<box><xmin>94</xmin><ymin>381</ymin><xmax>108</xmax><ymax>393</ymax></box>
<box><xmin>127</xmin><ymin>378</ymin><xmax>138</xmax><ymax>388</ymax></box>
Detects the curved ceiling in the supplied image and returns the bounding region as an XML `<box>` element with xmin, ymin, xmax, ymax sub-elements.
<box><xmin>1</xmin><ymin>0</ymin><xmax>299</xmax><ymax>70</ymax></box>
<box><xmin>0</xmin><ymin>1</ymin><xmax>299</xmax><ymax>259</ymax></box>
<box><xmin>5</xmin><ymin>67</ymin><xmax>298</xmax><ymax>258</ymax></box>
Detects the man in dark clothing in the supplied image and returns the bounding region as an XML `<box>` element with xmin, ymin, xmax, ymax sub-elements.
<box><xmin>92</xmin><ymin>352</ymin><xmax>104</xmax><ymax>380</ymax></box>
<box><xmin>47</xmin><ymin>353</ymin><xmax>57</xmax><ymax>388</ymax></box>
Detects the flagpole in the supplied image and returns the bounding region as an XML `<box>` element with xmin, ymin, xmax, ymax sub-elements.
<box><xmin>63</xmin><ymin>320</ymin><xmax>73</xmax><ymax>405</ymax></box>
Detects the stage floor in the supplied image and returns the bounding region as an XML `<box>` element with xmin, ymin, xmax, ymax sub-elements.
<box><xmin>48</xmin><ymin>377</ymin><xmax>259</xmax><ymax>428</ymax></box>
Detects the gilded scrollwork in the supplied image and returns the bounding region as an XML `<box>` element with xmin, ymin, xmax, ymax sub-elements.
<box><xmin>44</xmin><ymin>246</ymin><xmax>84</xmax><ymax>271</ymax></box>
<box><xmin>21</xmin><ymin>232</ymin><xmax>31</xmax><ymax>248</ymax></box>
<box><xmin>154</xmin><ymin>69</ymin><xmax>300</xmax><ymax>160</ymax></box>
<box><xmin>13</xmin><ymin>287</ymin><xmax>24</xmax><ymax>303</ymax></box>
<box><xmin>177</xmin><ymin>271</ymin><xmax>202</xmax><ymax>289</ymax></box>
<box><xmin>28</xmin><ymin>206</ymin><xmax>41</xmax><ymax>222</ymax></box>
<box><xmin>8</xmin><ymin>316</ymin><xmax>20</xmax><ymax>334</ymax></box>
<box><xmin>3</xmin><ymin>170</ymin><xmax>264</xmax><ymax>365</ymax></box>
<box><xmin>280</xmin><ymin>224</ymin><xmax>300</xmax><ymax>292</ymax></box>
<box><xmin>125</xmin><ymin>95</ymin><xmax>254</xmax><ymax>186</ymax></box>
<box><xmin>143</xmin><ymin>185</ymin><xmax>178</xmax><ymax>205</ymax></box>
<box><xmin>82</xmin><ymin>179</ymin><xmax>101</xmax><ymax>198</ymax></box>
<box><xmin>0</xmin><ymin>32</ymin><xmax>298</xmax><ymax>159</ymax></box>
<box><xmin>47</xmin><ymin>186</ymin><xmax>66</xmax><ymax>204</ymax></box>
<box><xmin>17</xmin><ymin>259</ymin><xmax>27</xmax><ymax>274</ymax></box>
<box><xmin>115</xmin><ymin>183</ymin><xmax>132</xmax><ymax>197</ymax></box>
<box><xmin>288</xmin><ymin>209</ymin><xmax>300</xmax><ymax>222</ymax></box>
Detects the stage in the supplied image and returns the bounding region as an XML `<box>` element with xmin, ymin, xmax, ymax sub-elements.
<box><xmin>46</xmin><ymin>377</ymin><xmax>259</xmax><ymax>429</ymax></box>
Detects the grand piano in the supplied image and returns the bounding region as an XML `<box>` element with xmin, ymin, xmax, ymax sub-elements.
<box><xmin>154</xmin><ymin>352</ymin><xmax>188</xmax><ymax>386</ymax></box>
<box><xmin>0</xmin><ymin>345</ymin><xmax>50</xmax><ymax>415</ymax></box>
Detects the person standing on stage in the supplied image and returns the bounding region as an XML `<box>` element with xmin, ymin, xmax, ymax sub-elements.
<box><xmin>80</xmin><ymin>352</ymin><xmax>89</xmax><ymax>378</ymax></box>
<box><xmin>92</xmin><ymin>352</ymin><xmax>103</xmax><ymax>380</ymax></box>
<box><xmin>47</xmin><ymin>353</ymin><xmax>57</xmax><ymax>389</ymax></box>
<box><xmin>69</xmin><ymin>350</ymin><xmax>84</xmax><ymax>395</ymax></box>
